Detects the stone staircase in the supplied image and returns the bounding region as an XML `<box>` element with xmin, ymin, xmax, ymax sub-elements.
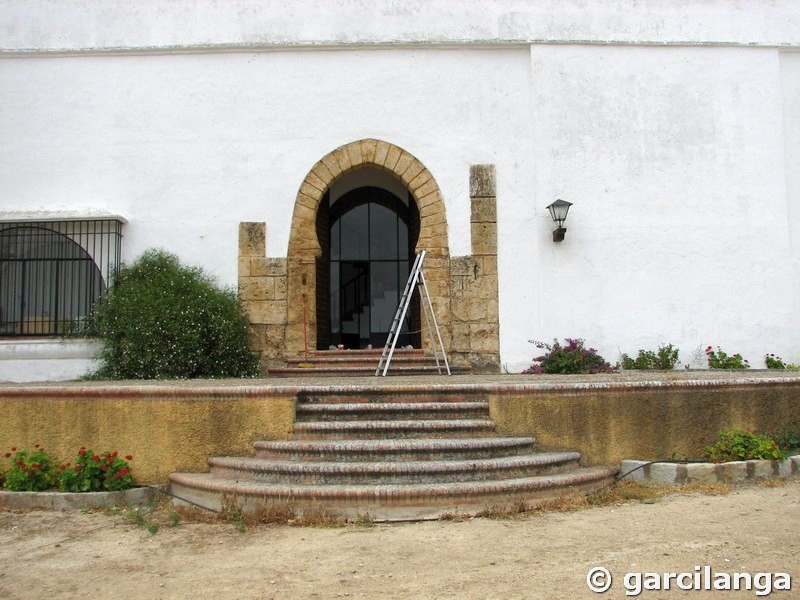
<box><xmin>168</xmin><ymin>389</ymin><xmax>617</xmax><ymax>521</ymax></box>
<box><xmin>268</xmin><ymin>348</ymin><xmax>467</xmax><ymax>378</ymax></box>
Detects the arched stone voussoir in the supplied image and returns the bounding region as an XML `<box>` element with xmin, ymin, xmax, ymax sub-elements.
<box><xmin>286</xmin><ymin>139</ymin><xmax>452</xmax><ymax>357</ymax></box>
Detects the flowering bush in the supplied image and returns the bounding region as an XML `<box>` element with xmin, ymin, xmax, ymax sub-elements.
<box><xmin>85</xmin><ymin>249</ymin><xmax>259</xmax><ymax>379</ymax></box>
<box><xmin>1</xmin><ymin>445</ymin><xmax>135</xmax><ymax>492</ymax></box>
<box><xmin>58</xmin><ymin>448</ymin><xmax>134</xmax><ymax>492</ymax></box>
<box><xmin>2</xmin><ymin>444</ymin><xmax>55</xmax><ymax>491</ymax></box>
<box><xmin>705</xmin><ymin>346</ymin><xmax>749</xmax><ymax>369</ymax></box>
<box><xmin>704</xmin><ymin>429</ymin><xmax>788</xmax><ymax>463</ymax></box>
<box><xmin>523</xmin><ymin>338</ymin><xmax>614</xmax><ymax>374</ymax></box>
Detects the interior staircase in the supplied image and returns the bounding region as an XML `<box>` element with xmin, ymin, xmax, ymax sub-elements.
<box><xmin>269</xmin><ymin>348</ymin><xmax>467</xmax><ymax>377</ymax></box>
<box><xmin>168</xmin><ymin>388</ymin><xmax>618</xmax><ymax>521</ymax></box>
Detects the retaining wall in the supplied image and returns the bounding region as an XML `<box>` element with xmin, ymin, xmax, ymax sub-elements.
<box><xmin>489</xmin><ymin>377</ymin><xmax>800</xmax><ymax>465</ymax></box>
<box><xmin>0</xmin><ymin>385</ymin><xmax>295</xmax><ymax>482</ymax></box>
<box><xmin>0</xmin><ymin>375</ymin><xmax>798</xmax><ymax>483</ymax></box>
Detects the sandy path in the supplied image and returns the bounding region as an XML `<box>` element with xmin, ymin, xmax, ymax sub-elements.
<box><xmin>0</xmin><ymin>480</ymin><xmax>798</xmax><ymax>599</ymax></box>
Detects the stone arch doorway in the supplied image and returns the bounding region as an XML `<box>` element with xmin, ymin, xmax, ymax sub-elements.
<box><xmin>285</xmin><ymin>139</ymin><xmax>451</xmax><ymax>357</ymax></box>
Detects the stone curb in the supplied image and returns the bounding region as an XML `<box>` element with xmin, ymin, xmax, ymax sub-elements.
<box><xmin>0</xmin><ymin>486</ymin><xmax>158</xmax><ymax>511</ymax></box>
<box><xmin>619</xmin><ymin>456</ymin><xmax>800</xmax><ymax>485</ymax></box>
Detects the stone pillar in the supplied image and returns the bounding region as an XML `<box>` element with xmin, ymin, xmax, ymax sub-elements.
<box><xmin>238</xmin><ymin>222</ymin><xmax>288</xmax><ymax>372</ymax></box>
<box><xmin>449</xmin><ymin>165</ymin><xmax>500</xmax><ymax>373</ymax></box>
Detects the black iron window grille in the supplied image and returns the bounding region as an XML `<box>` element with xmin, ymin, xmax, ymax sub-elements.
<box><xmin>0</xmin><ymin>218</ymin><xmax>124</xmax><ymax>337</ymax></box>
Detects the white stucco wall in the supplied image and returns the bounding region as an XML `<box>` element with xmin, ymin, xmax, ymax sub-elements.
<box><xmin>2</xmin><ymin>0</ymin><xmax>799</xmax><ymax>375</ymax></box>
<box><xmin>2</xmin><ymin>0</ymin><xmax>798</xmax><ymax>50</ymax></box>
<box><xmin>0</xmin><ymin>46</ymin><xmax>530</xmax><ymax>270</ymax></box>
<box><xmin>499</xmin><ymin>44</ymin><xmax>799</xmax><ymax>371</ymax></box>
<box><xmin>0</xmin><ymin>339</ymin><xmax>101</xmax><ymax>382</ymax></box>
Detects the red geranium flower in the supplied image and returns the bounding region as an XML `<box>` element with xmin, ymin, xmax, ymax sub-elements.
<box><xmin>4</xmin><ymin>452</ymin><xmax>10</xmax><ymax>458</ymax></box>
<box><xmin>112</xmin><ymin>451</ymin><xmax>118</xmax><ymax>457</ymax></box>
<box><xmin>74</xmin><ymin>465</ymin><xmax>82</xmax><ymax>472</ymax></box>
<box><xmin>125</xmin><ymin>455</ymin><xmax>133</xmax><ymax>461</ymax></box>
<box><xmin>92</xmin><ymin>455</ymin><xmax>101</xmax><ymax>462</ymax></box>
<box><xmin>11</xmin><ymin>447</ymin><xmax>17</xmax><ymax>452</ymax></box>
<box><xmin>78</xmin><ymin>449</ymin><xmax>86</xmax><ymax>456</ymax></box>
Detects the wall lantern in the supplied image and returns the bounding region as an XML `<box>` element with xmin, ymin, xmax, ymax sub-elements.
<box><xmin>546</xmin><ymin>199</ymin><xmax>572</xmax><ymax>243</ymax></box>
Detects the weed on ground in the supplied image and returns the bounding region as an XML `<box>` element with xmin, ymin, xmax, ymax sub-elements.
<box><xmin>104</xmin><ymin>480</ymin><xmax>794</xmax><ymax>532</ymax></box>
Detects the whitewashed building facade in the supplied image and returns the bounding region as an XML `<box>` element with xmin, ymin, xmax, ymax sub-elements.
<box><xmin>1</xmin><ymin>0</ymin><xmax>799</xmax><ymax>380</ymax></box>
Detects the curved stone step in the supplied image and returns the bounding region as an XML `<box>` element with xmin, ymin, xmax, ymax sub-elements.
<box><xmin>207</xmin><ymin>452</ymin><xmax>581</xmax><ymax>485</ymax></box>
<box><xmin>269</xmin><ymin>365</ymin><xmax>464</xmax><ymax>377</ymax></box>
<box><xmin>299</xmin><ymin>392</ymin><xmax>480</xmax><ymax>404</ymax></box>
<box><xmin>292</xmin><ymin>419</ymin><xmax>495</xmax><ymax>440</ymax></box>
<box><xmin>287</xmin><ymin>355</ymin><xmax>434</xmax><ymax>368</ymax></box>
<box><xmin>254</xmin><ymin>437</ymin><xmax>536</xmax><ymax>462</ymax></box>
<box><xmin>295</xmin><ymin>402</ymin><xmax>490</xmax><ymax>422</ymax></box>
<box><xmin>167</xmin><ymin>466</ymin><xmax>619</xmax><ymax>521</ymax></box>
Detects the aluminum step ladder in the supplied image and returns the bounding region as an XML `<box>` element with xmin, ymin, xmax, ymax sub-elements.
<box><xmin>375</xmin><ymin>250</ymin><xmax>451</xmax><ymax>377</ymax></box>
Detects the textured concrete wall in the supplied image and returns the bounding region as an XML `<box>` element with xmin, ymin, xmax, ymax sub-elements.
<box><xmin>0</xmin><ymin>387</ymin><xmax>295</xmax><ymax>483</ymax></box>
<box><xmin>489</xmin><ymin>380</ymin><xmax>800</xmax><ymax>466</ymax></box>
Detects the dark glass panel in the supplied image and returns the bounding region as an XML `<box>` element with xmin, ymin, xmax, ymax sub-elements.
<box><xmin>339</xmin><ymin>204</ymin><xmax>369</xmax><ymax>260</ymax></box>
<box><xmin>369</xmin><ymin>203</ymin><xmax>398</xmax><ymax>260</ymax></box>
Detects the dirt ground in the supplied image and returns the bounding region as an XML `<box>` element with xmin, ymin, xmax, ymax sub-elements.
<box><xmin>0</xmin><ymin>480</ymin><xmax>797</xmax><ymax>600</ymax></box>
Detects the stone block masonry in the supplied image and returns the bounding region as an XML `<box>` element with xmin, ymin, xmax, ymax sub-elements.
<box><xmin>620</xmin><ymin>456</ymin><xmax>800</xmax><ymax>485</ymax></box>
<box><xmin>238</xmin><ymin>223</ymin><xmax>288</xmax><ymax>369</ymax></box>
<box><xmin>237</xmin><ymin>145</ymin><xmax>503</xmax><ymax>373</ymax></box>
<box><xmin>448</xmin><ymin>165</ymin><xmax>501</xmax><ymax>373</ymax></box>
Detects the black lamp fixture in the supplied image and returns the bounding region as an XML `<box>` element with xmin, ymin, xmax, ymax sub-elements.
<box><xmin>546</xmin><ymin>199</ymin><xmax>572</xmax><ymax>242</ymax></box>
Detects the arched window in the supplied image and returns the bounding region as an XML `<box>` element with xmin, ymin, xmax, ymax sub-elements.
<box><xmin>320</xmin><ymin>186</ymin><xmax>420</xmax><ymax>349</ymax></box>
<box><xmin>0</xmin><ymin>219</ymin><xmax>123</xmax><ymax>336</ymax></box>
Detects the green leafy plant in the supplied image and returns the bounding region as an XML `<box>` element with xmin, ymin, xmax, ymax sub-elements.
<box><xmin>705</xmin><ymin>346</ymin><xmax>750</xmax><ymax>369</ymax></box>
<box><xmin>769</xmin><ymin>421</ymin><xmax>800</xmax><ymax>452</ymax></box>
<box><xmin>2</xmin><ymin>444</ymin><xmax>56</xmax><ymax>491</ymax></box>
<box><xmin>621</xmin><ymin>344</ymin><xmax>680</xmax><ymax>370</ymax></box>
<box><xmin>85</xmin><ymin>249</ymin><xmax>259</xmax><ymax>379</ymax></box>
<box><xmin>58</xmin><ymin>448</ymin><xmax>135</xmax><ymax>492</ymax></box>
<box><xmin>523</xmin><ymin>338</ymin><xmax>613</xmax><ymax>374</ymax></box>
<box><xmin>765</xmin><ymin>354</ymin><xmax>800</xmax><ymax>369</ymax></box>
<box><xmin>765</xmin><ymin>354</ymin><xmax>786</xmax><ymax>369</ymax></box>
<box><xmin>704</xmin><ymin>429</ymin><xmax>787</xmax><ymax>463</ymax></box>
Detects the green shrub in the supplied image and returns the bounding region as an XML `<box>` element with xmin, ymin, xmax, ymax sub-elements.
<box><xmin>765</xmin><ymin>354</ymin><xmax>786</xmax><ymax>369</ymax></box>
<box><xmin>523</xmin><ymin>338</ymin><xmax>613</xmax><ymax>374</ymax></box>
<box><xmin>704</xmin><ymin>429</ymin><xmax>787</xmax><ymax>463</ymax></box>
<box><xmin>2</xmin><ymin>445</ymin><xmax>56</xmax><ymax>491</ymax></box>
<box><xmin>705</xmin><ymin>346</ymin><xmax>749</xmax><ymax>369</ymax></box>
<box><xmin>86</xmin><ymin>249</ymin><xmax>259</xmax><ymax>379</ymax></box>
<box><xmin>621</xmin><ymin>344</ymin><xmax>680</xmax><ymax>370</ymax></box>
